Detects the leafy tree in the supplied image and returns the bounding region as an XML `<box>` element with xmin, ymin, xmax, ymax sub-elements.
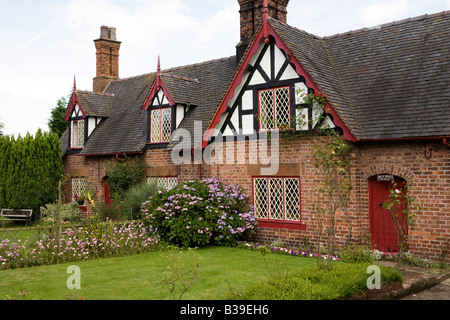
<box><xmin>0</xmin><ymin>121</ymin><xmax>4</xmax><ymax>136</ymax></box>
<box><xmin>0</xmin><ymin>130</ymin><xmax>64</xmax><ymax>214</ymax></box>
<box><xmin>311</xmin><ymin>134</ymin><xmax>353</xmax><ymax>270</ymax></box>
<box><xmin>48</xmin><ymin>96</ymin><xmax>69</xmax><ymax>138</ymax></box>
<box><xmin>382</xmin><ymin>182</ymin><xmax>420</xmax><ymax>268</ymax></box>
<box><xmin>293</xmin><ymin>89</ymin><xmax>353</xmax><ymax>270</ymax></box>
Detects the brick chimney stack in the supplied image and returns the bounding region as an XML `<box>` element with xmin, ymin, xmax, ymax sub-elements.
<box><xmin>236</xmin><ymin>0</ymin><xmax>289</xmax><ymax>61</ymax></box>
<box><xmin>93</xmin><ymin>26</ymin><xmax>121</xmax><ymax>93</ymax></box>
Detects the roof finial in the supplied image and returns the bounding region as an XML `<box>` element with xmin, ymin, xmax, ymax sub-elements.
<box><xmin>73</xmin><ymin>75</ymin><xmax>77</xmax><ymax>92</ymax></box>
<box><xmin>156</xmin><ymin>54</ymin><xmax>161</xmax><ymax>89</ymax></box>
<box><xmin>263</xmin><ymin>0</ymin><xmax>270</xmax><ymax>44</ymax></box>
<box><xmin>263</xmin><ymin>0</ymin><xmax>269</xmax><ymax>20</ymax></box>
<box><xmin>157</xmin><ymin>54</ymin><xmax>161</xmax><ymax>75</ymax></box>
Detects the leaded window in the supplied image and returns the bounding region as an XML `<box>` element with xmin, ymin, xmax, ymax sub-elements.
<box><xmin>147</xmin><ymin>177</ymin><xmax>178</xmax><ymax>190</ymax></box>
<box><xmin>259</xmin><ymin>86</ymin><xmax>291</xmax><ymax>130</ymax></box>
<box><xmin>150</xmin><ymin>108</ymin><xmax>172</xmax><ymax>143</ymax></box>
<box><xmin>72</xmin><ymin>177</ymin><xmax>87</xmax><ymax>201</ymax></box>
<box><xmin>71</xmin><ymin>120</ymin><xmax>85</xmax><ymax>148</ymax></box>
<box><xmin>253</xmin><ymin>177</ymin><xmax>300</xmax><ymax>222</ymax></box>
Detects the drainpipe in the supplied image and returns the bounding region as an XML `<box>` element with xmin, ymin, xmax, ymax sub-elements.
<box><xmin>115</xmin><ymin>153</ymin><xmax>126</xmax><ymax>163</ymax></box>
<box><xmin>443</xmin><ymin>137</ymin><xmax>450</xmax><ymax>149</ymax></box>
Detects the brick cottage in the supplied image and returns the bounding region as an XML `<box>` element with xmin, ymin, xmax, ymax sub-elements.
<box><xmin>61</xmin><ymin>0</ymin><xmax>450</xmax><ymax>262</ymax></box>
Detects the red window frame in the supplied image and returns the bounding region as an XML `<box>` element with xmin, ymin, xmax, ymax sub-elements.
<box><xmin>258</xmin><ymin>86</ymin><xmax>291</xmax><ymax>131</ymax></box>
<box><xmin>252</xmin><ymin>177</ymin><xmax>305</xmax><ymax>230</ymax></box>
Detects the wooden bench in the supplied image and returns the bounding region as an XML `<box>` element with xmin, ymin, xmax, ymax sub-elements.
<box><xmin>0</xmin><ymin>209</ymin><xmax>33</xmax><ymax>226</ymax></box>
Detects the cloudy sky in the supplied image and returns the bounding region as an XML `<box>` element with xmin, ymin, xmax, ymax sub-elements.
<box><xmin>1</xmin><ymin>0</ymin><xmax>449</xmax><ymax>137</ymax></box>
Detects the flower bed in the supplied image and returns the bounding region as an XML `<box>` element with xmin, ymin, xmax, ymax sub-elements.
<box><xmin>236</xmin><ymin>241</ymin><xmax>339</xmax><ymax>261</ymax></box>
<box><xmin>0</xmin><ymin>222</ymin><xmax>160</xmax><ymax>270</ymax></box>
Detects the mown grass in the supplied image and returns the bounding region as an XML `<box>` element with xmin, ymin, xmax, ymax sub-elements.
<box><xmin>0</xmin><ymin>246</ymin><xmax>402</xmax><ymax>300</ymax></box>
<box><xmin>0</xmin><ymin>246</ymin><xmax>316</xmax><ymax>300</ymax></box>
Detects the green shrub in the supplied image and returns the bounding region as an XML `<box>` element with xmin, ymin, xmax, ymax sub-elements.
<box><xmin>0</xmin><ymin>130</ymin><xmax>64</xmax><ymax>214</ymax></box>
<box><xmin>40</xmin><ymin>202</ymin><xmax>80</xmax><ymax>223</ymax></box>
<box><xmin>105</xmin><ymin>156</ymin><xmax>147</xmax><ymax>202</ymax></box>
<box><xmin>239</xmin><ymin>263</ymin><xmax>402</xmax><ymax>300</ymax></box>
<box><xmin>339</xmin><ymin>244</ymin><xmax>372</xmax><ymax>263</ymax></box>
<box><xmin>119</xmin><ymin>181</ymin><xmax>159</xmax><ymax>220</ymax></box>
<box><xmin>141</xmin><ymin>178</ymin><xmax>258</xmax><ymax>247</ymax></box>
<box><xmin>96</xmin><ymin>202</ymin><xmax>124</xmax><ymax>221</ymax></box>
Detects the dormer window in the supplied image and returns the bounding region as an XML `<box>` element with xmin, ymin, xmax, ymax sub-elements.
<box><xmin>150</xmin><ymin>107</ymin><xmax>172</xmax><ymax>143</ymax></box>
<box><xmin>67</xmin><ymin>102</ymin><xmax>86</xmax><ymax>149</ymax></box>
<box><xmin>71</xmin><ymin>119</ymin><xmax>85</xmax><ymax>148</ymax></box>
<box><xmin>147</xmin><ymin>88</ymin><xmax>173</xmax><ymax>144</ymax></box>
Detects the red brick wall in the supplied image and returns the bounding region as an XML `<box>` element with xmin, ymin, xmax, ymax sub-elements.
<box><xmin>356</xmin><ymin>140</ymin><xmax>450</xmax><ymax>263</ymax></box>
<box><xmin>238</xmin><ymin>0</ymin><xmax>289</xmax><ymax>43</ymax></box>
<box><xmin>198</xmin><ymin>137</ymin><xmax>449</xmax><ymax>263</ymax></box>
<box><xmin>62</xmin><ymin>137</ymin><xmax>449</xmax><ymax>262</ymax></box>
<box><xmin>62</xmin><ymin>154</ymin><xmax>112</xmax><ymax>218</ymax></box>
<box><xmin>93</xmin><ymin>38</ymin><xmax>121</xmax><ymax>93</ymax></box>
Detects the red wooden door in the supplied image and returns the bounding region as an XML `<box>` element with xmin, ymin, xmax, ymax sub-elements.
<box><xmin>369</xmin><ymin>176</ymin><xmax>407</xmax><ymax>253</ymax></box>
<box><xmin>104</xmin><ymin>183</ymin><xmax>112</xmax><ymax>206</ymax></box>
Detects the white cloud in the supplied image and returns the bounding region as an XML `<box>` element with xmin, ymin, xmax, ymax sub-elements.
<box><xmin>1</xmin><ymin>0</ymin><xmax>449</xmax><ymax>137</ymax></box>
<box><xmin>358</xmin><ymin>0</ymin><xmax>410</xmax><ymax>26</ymax></box>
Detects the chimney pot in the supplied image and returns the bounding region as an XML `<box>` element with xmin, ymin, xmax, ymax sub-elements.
<box><xmin>109</xmin><ymin>27</ymin><xmax>117</xmax><ymax>41</ymax></box>
<box><xmin>100</xmin><ymin>25</ymin><xmax>109</xmax><ymax>39</ymax></box>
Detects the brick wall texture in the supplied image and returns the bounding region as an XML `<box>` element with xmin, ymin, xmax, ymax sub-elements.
<box><xmin>63</xmin><ymin>137</ymin><xmax>450</xmax><ymax>262</ymax></box>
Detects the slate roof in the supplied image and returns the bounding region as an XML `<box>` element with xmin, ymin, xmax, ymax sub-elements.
<box><xmin>61</xmin><ymin>57</ymin><xmax>237</xmax><ymax>156</ymax></box>
<box><xmin>76</xmin><ymin>91</ymin><xmax>114</xmax><ymax>118</ymax></box>
<box><xmin>167</xmin><ymin>57</ymin><xmax>238</xmax><ymax>149</ymax></box>
<box><xmin>62</xmin><ymin>10</ymin><xmax>450</xmax><ymax>156</ymax></box>
<box><xmin>270</xmin><ymin>11</ymin><xmax>450</xmax><ymax>140</ymax></box>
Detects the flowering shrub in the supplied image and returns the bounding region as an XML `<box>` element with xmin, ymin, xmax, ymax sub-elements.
<box><xmin>0</xmin><ymin>222</ymin><xmax>160</xmax><ymax>270</ymax></box>
<box><xmin>141</xmin><ymin>178</ymin><xmax>258</xmax><ymax>247</ymax></box>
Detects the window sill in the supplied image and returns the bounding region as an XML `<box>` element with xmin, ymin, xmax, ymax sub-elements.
<box><xmin>257</xmin><ymin>219</ymin><xmax>306</xmax><ymax>230</ymax></box>
<box><xmin>77</xmin><ymin>205</ymin><xmax>87</xmax><ymax>212</ymax></box>
<box><xmin>145</xmin><ymin>142</ymin><xmax>170</xmax><ymax>149</ymax></box>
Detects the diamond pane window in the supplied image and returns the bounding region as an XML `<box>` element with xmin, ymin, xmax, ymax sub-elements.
<box><xmin>269</xmin><ymin>178</ymin><xmax>284</xmax><ymax>220</ymax></box>
<box><xmin>284</xmin><ymin>178</ymin><xmax>300</xmax><ymax>221</ymax></box>
<box><xmin>71</xmin><ymin>120</ymin><xmax>85</xmax><ymax>148</ymax></box>
<box><xmin>147</xmin><ymin>177</ymin><xmax>178</xmax><ymax>190</ymax></box>
<box><xmin>150</xmin><ymin>108</ymin><xmax>172</xmax><ymax>143</ymax></box>
<box><xmin>77</xmin><ymin>120</ymin><xmax>85</xmax><ymax>148</ymax></box>
<box><xmin>253</xmin><ymin>178</ymin><xmax>268</xmax><ymax>219</ymax></box>
<box><xmin>72</xmin><ymin>177</ymin><xmax>87</xmax><ymax>201</ymax></box>
<box><xmin>253</xmin><ymin>177</ymin><xmax>300</xmax><ymax>222</ymax></box>
<box><xmin>259</xmin><ymin>86</ymin><xmax>290</xmax><ymax>130</ymax></box>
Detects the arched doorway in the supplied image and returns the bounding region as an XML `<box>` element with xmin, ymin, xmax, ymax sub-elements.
<box><xmin>101</xmin><ymin>176</ymin><xmax>112</xmax><ymax>206</ymax></box>
<box><xmin>369</xmin><ymin>175</ymin><xmax>407</xmax><ymax>253</ymax></box>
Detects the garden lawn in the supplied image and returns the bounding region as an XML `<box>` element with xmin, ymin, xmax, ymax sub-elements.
<box><xmin>0</xmin><ymin>246</ymin><xmax>317</xmax><ymax>300</ymax></box>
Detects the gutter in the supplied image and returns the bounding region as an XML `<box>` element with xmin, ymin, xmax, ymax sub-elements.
<box><xmin>355</xmin><ymin>136</ymin><xmax>450</xmax><ymax>143</ymax></box>
<box><xmin>75</xmin><ymin>151</ymin><xmax>144</xmax><ymax>157</ymax></box>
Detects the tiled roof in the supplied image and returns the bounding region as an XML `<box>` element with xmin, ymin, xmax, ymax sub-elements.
<box><xmin>168</xmin><ymin>57</ymin><xmax>238</xmax><ymax>149</ymax></box>
<box><xmin>61</xmin><ymin>11</ymin><xmax>450</xmax><ymax>156</ymax></box>
<box><xmin>270</xmin><ymin>11</ymin><xmax>450</xmax><ymax>140</ymax></box>
<box><xmin>75</xmin><ymin>90</ymin><xmax>114</xmax><ymax>118</ymax></box>
<box><xmin>61</xmin><ymin>57</ymin><xmax>237</xmax><ymax>156</ymax></box>
<box><xmin>79</xmin><ymin>74</ymin><xmax>154</xmax><ymax>155</ymax></box>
